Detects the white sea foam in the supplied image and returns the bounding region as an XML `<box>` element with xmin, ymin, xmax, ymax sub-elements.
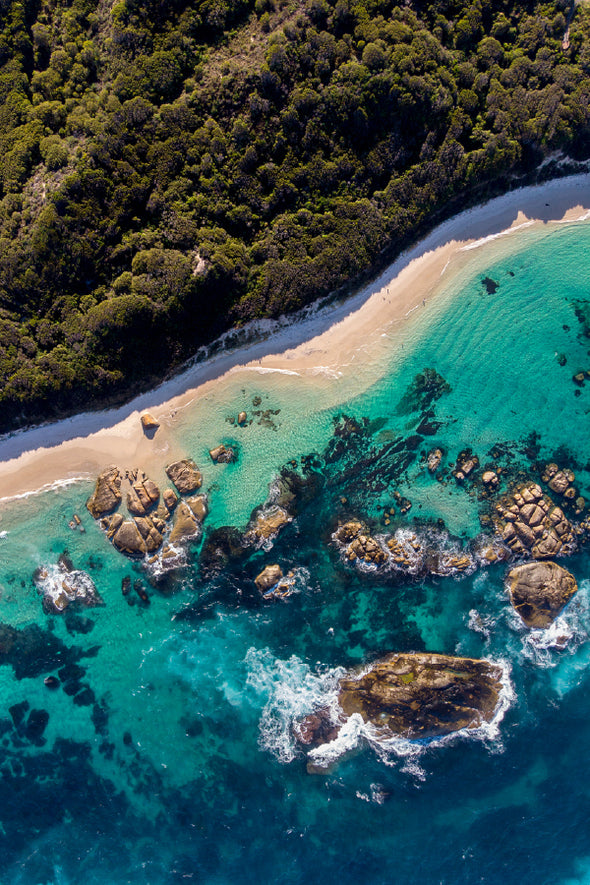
<box><xmin>520</xmin><ymin>579</ymin><xmax>590</xmax><ymax>670</ymax></box>
<box><xmin>459</xmin><ymin>219</ymin><xmax>535</xmax><ymax>251</ymax></box>
<box><xmin>245</xmin><ymin>648</ymin><xmax>345</xmax><ymax>764</ymax></box>
<box><xmin>0</xmin><ymin>475</ymin><xmax>91</xmax><ymax>504</ymax></box>
<box><xmin>0</xmin><ymin>530</ymin><xmax>7</xmax><ymax>539</ymax></box>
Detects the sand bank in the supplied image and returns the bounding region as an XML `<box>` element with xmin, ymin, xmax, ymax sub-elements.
<box><xmin>1</xmin><ymin>173</ymin><xmax>590</xmax><ymax>502</ymax></box>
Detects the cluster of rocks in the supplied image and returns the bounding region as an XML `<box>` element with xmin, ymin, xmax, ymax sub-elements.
<box><xmin>334</xmin><ymin>521</ymin><xmax>387</xmax><ymax>566</ymax></box>
<box><xmin>493</xmin><ymin>481</ymin><xmax>575</xmax><ymax>559</ymax></box>
<box><xmin>295</xmin><ymin>652</ymin><xmax>504</xmax><ymax>759</ymax></box>
<box><xmin>209</xmin><ymin>444</ymin><xmax>236</xmax><ymax>464</ymax></box>
<box><xmin>453</xmin><ymin>449</ymin><xmax>479</xmax><ymax>483</ymax></box>
<box><xmin>86</xmin><ymin>459</ymin><xmax>207</xmax><ymax>562</ymax></box>
<box><xmin>34</xmin><ymin>558</ymin><xmax>103</xmax><ymax>614</ymax></box>
<box><xmin>541</xmin><ymin>463</ymin><xmax>585</xmax><ymax>513</ymax></box>
<box><xmin>333</xmin><ymin>520</ymin><xmax>510</xmax><ymax>579</ymax></box>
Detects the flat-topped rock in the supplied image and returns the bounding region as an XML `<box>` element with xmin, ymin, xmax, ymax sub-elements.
<box><xmin>86</xmin><ymin>467</ymin><xmax>122</xmax><ymax>518</ymax></box>
<box><xmin>244</xmin><ymin>505</ymin><xmax>291</xmax><ymax>545</ymax></box>
<box><xmin>106</xmin><ymin>516</ymin><xmax>163</xmax><ymax>556</ymax></box>
<box><xmin>165</xmin><ymin>459</ymin><xmax>202</xmax><ymax>494</ymax></box>
<box><xmin>339</xmin><ymin>652</ymin><xmax>503</xmax><ymax>739</ymax></box>
<box><xmin>187</xmin><ymin>494</ymin><xmax>208</xmax><ymax>523</ymax></box>
<box><xmin>297</xmin><ymin>652</ymin><xmax>504</xmax><ymax>749</ymax></box>
<box><xmin>506</xmin><ymin>561</ymin><xmax>578</xmax><ymax>628</ymax></box>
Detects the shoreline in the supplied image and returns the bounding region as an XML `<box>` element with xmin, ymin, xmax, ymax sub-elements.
<box><xmin>2</xmin><ymin>172</ymin><xmax>590</xmax><ymax>502</ymax></box>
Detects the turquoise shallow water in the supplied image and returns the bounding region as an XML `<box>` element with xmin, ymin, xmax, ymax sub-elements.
<box><xmin>1</xmin><ymin>220</ymin><xmax>590</xmax><ymax>883</ymax></box>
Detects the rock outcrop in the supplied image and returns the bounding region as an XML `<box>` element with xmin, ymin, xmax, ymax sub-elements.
<box><xmin>86</xmin><ymin>467</ymin><xmax>122</xmax><ymax>518</ymax></box>
<box><xmin>140</xmin><ymin>413</ymin><xmax>159</xmax><ymax>432</ymax></box>
<box><xmin>102</xmin><ymin>514</ymin><xmax>163</xmax><ymax>556</ymax></box>
<box><xmin>34</xmin><ymin>562</ymin><xmax>103</xmax><ymax>614</ymax></box>
<box><xmin>427</xmin><ymin>448</ymin><xmax>443</xmax><ymax>474</ymax></box>
<box><xmin>169</xmin><ymin>501</ymin><xmax>202</xmax><ymax>545</ymax></box>
<box><xmin>493</xmin><ymin>482</ymin><xmax>575</xmax><ymax>559</ymax></box>
<box><xmin>244</xmin><ymin>505</ymin><xmax>291</xmax><ymax>546</ymax></box>
<box><xmin>298</xmin><ymin>653</ymin><xmax>503</xmax><ymax>749</ymax></box>
<box><xmin>506</xmin><ymin>561</ymin><xmax>578</xmax><ymax>628</ymax></box>
<box><xmin>165</xmin><ymin>459</ymin><xmax>202</xmax><ymax>494</ymax></box>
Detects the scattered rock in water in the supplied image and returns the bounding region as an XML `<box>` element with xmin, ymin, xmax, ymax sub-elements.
<box><xmin>86</xmin><ymin>467</ymin><xmax>122</xmax><ymax>518</ymax></box>
<box><xmin>33</xmin><ymin>561</ymin><xmax>103</xmax><ymax>614</ymax></box>
<box><xmin>298</xmin><ymin>653</ymin><xmax>504</xmax><ymax>753</ymax></box>
<box><xmin>238</xmin><ymin>411</ymin><xmax>247</xmax><ymax>425</ymax></box>
<box><xmin>505</xmin><ymin>560</ymin><xmax>578</xmax><ymax>628</ymax></box>
<box><xmin>133</xmin><ymin>580</ymin><xmax>150</xmax><ymax>604</ymax></box>
<box><xmin>542</xmin><ymin>463</ymin><xmax>575</xmax><ymax>496</ymax></box>
<box><xmin>44</xmin><ymin>676</ymin><xmax>60</xmax><ymax>689</ymax></box>
<box><xmin>454</xmin><ymin>449</ymin><xmax>479</xmax><ymax>482</ymax></box>
<box><xmin>209</xmin><ymin>444</ymin><xmax>236</xmax><ymax>464</ymax></box>
<box><xmin>121</xmin><ymin>576</ymin><xmax>131</xmax><ymax>597</ymax></box>
<box><xmin>254</xmin><ymin>564</ymin><xmax>283</xmax><ymax>593</ymax></box>
<box><xmin>482</xmin><ymin>470</ymin><xmax>499</xmax><ymax>489</ymax></box>
<box><xmin>427</xmin><ymin>448</ymin><xmax>443</xmax><ymax>474</ymax></box>
<box><xmin>493</xmin><ymin>482</ymin><xmax>575</xmax><ymax>559</ymax></box>
<box><xmin>244</xmin><ymin>505</ymin><xmax>292</xmax><ymax>547</ymax></box>
<box><xmin>165</xmin><ymin>459</ymin><xmax>202</xmax><ymax>494</ymax></box>
<box><xmin>334</xmin><ymin>521</ymin><xmax>387</xmax><ymax>566</ymax></box>
<box><xmin>294</xmin><ymin>707</ymin><xmax>341</xmax><ymax>747</ymax></box>
<box><xmin>140</xmin><ymin>412</ymin><xmax>159</xmax><ymax>433</ymax></box>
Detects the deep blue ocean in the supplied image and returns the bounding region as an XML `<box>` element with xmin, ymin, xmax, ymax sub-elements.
<box><xmin>1</xmin><ymin>219</ymin><xmax>590</xmax><ymax>884</ymax></box>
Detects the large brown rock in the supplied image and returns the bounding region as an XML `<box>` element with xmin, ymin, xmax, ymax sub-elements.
<box><xmin>127</xmin><ymin>474</ymin><xmax>160</xmax><ymax>516</ymax></box>
<box><xmin>111</xmin><ymin>517</ymin><xmax>163</xmax><ymax>556</ymax></box>
<box><xmin>34</xmin><ymin>563</ymin><xmax>104</xmax><ymax>614</ymax></box>
<box><xmin>169</xmin><ymin>501</ymin><xmax>201</xmax><ymax>544</ymax></box>
<box><xmin>165</xmin><ymin>459</ymin><xmax>202</xmax><ymax>494</ymax></box>
<box><xmin>506</xmin><ymin>561</ymin><xmax>578</xmax><ymax>628</ymax></box>
<box><xmin>86</xmin><ymin>467</ymin><xmax>122</xmax><ymax>518</ymax></box>
<box><xmin>338</xmin><ymin>652</ymin><xmax>503</xmax><ymax>740</ymax></box>
<box><xmin>255</xmin><ymin>564</ymin><xmax>283</xmax><ymax>593</ymax></box>
<box><xmin>493</xmin><ymin>482</ymin><xmax>575</xmax><ymax>560</ymax></box>
<box><xmin>244</xmin><ymin>505</ymin><xmax>291</xmax><ymax>545</ymax></box>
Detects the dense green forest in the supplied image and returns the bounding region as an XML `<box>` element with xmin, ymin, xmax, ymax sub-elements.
<box><xmin>0</xmin><ymin>0</ymin><xmax>589</xmax><ymax>430</ymax></box>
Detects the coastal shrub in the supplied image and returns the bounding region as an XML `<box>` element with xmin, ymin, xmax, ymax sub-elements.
<box><xmin>0</xmin><ymin>0</ymin><xmax>590</xmax><ymax>429</ymax></box>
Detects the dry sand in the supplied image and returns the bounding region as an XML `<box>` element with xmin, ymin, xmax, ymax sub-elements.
<box><xmin>2</xmin><ymin>172</ymin><xmax>590</xmax><ymax>502</ymax></box>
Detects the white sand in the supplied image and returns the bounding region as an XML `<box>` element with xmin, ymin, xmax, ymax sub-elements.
<box><xmin>1</xmin><ymin>173</ymin><xmax>590</xmax><ymax>501</ymax></box>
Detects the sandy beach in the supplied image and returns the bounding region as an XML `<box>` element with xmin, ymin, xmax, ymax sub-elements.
<box><xmin>2</xmin><ymin>172</ymin><xmax>590</xmax><ymax>502</ymax></box>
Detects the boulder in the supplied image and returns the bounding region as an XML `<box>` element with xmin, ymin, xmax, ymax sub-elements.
<box><xmin>209</xmin><ymin>444</ymin><xmax>236</xmax><ymax>464</ymax></box>
<box><xmin>482</xmin><ymin>470</ymin><xmax>499</xmax><ymax>488</ymax></box>
<box><xmin>165</xmin><ymin>459</ymin><xmax>202</xmax><ymax>494</ymax></box>
<box><xmin>86</xmin><ymin>467</ymin><xmax>122</xmax><ymax>518</ymax></box>
<box><xmin>334</xmin><ymin>520</ymin><xmax>386</xmax><ymax>565</ymax></box>
<box><xmin>111</xmin><ymin>517</ymin><xmax>163</xmax><ymax>556</ymax></box>
<box><xmin>255</xmin><ymin>564</ymin><xmax>283</xmax><ymax>593</ymax></box>
<box><xmin>140</xmin><ymin>412</ymin><xmax>159</xmax><ymax>432</ymax></box>
<box><xmin>492</xmin><ymin>482</ymin><xmax>575</xmax><ymax>560</ymax></box>
<box><xmin>127</xmin><ymin>474</ymin><xmax>160</xmax><ymax>516</ymax></box>
<box><xmin>163</xmin><ymin>488</ymin><xmax>179</xmax><ymax>510</ymax></box>
<box><xmin>506</xmin><ymin>561</ymin><xmax>578</xmax><ymax>628</ymax></box>
<box><xmin>187</xmin><ymin>494</ymin><xmax>208</xmax><ymax>523</ymax></box>
<box><xmin>238</xmin><ymin>411</ymin><xmax>247</xmax><ymax>425</ymax></box>
<box><xmin>169</xmin><ymin>501</ymin><xmax>201</xmax><ymax>545</ymax></box>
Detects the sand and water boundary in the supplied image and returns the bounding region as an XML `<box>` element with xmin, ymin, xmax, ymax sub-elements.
<box><xmin>2</xmin><ymin>173</ymin><xmax>590</xmax><ymax>502</ymax></box>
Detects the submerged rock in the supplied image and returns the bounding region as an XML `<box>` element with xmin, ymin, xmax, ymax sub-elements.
<box><xmin>506</xmin><ymin>561</ymin><xmax>578</xmax><ymax>628</ymax></box>
<box><xmin>86</xmin><ymin>467</ymin><xmax>122</xmax><ymax>518</ymax></box>
<box><xmin>165</xmin><ymin>459</ymin><xmax>202</xmax><ymax>494</ymax></box>
<box><xmin>426</xmin><ymin>448</ymin><xmax>443</xmax><ymax>474</ymax></box>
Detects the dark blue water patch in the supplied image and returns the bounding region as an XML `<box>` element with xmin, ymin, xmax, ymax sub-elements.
<box><xmin>0</xmin><ymin>622</ymin><xmax>99</xmax><ymax>680</ymax></box>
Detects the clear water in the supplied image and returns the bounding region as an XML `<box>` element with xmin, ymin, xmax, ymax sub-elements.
<box><xmin>1</xmin><ymin>220</ymin><xmax>590</xmax><ymax>884</ymax></box>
